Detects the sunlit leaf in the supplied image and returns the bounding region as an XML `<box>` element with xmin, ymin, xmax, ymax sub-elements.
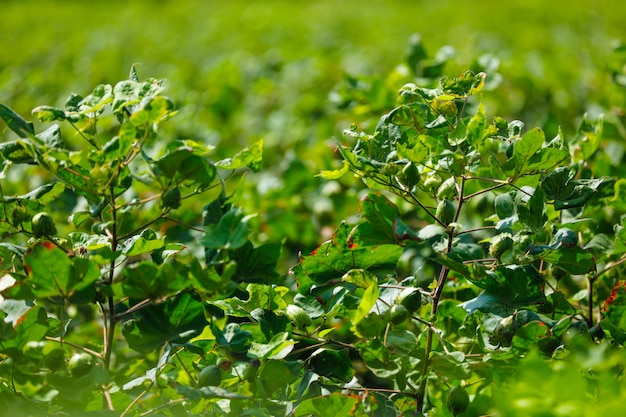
<box><xmin>215</xmin><ymin>139</ymin><xmax>263</xmax><ymax>173</ymax></box>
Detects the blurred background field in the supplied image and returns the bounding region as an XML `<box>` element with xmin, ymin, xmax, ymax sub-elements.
<box><xmin>2</xmin><ymin>0</ymin><xmax>626</xmax><ymax>254</ymax></box>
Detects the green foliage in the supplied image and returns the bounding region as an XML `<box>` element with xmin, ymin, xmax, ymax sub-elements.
<box><xmin>2</xmin><ymin>10</ymin><xmax>626</xmax><ymax>414</ymax></box>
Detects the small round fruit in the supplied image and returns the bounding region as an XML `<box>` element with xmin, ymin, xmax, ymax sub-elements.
<box><xmin>436</xmin><ymin>177</ymin><xmax>457</xmax><ymax>200</ymax></box>
<box><xmin>494</xmin><ymin>193</ymin><xmax>514</xmax><ymax>219</ymax></box>
<box><xmin>286</xmin><ymin>305</ymin><xmax>312</xmax><ymax>328</ymax></box>
<box><xmin>68</xmin><ymin>352</ymin><xmax>93</xmax><ymax>377</ymax></box>
<box><xmin>11</xmin><ymin>205</ymin><xmax>30</xmax><ymax>226</ymax></box>
<box><xmin>161</xmin><ymin>187</ymin><xmax>182</xmax><ymax>209</ymax></box>
<box><xmin>32</xmin><ymin>212</ymin><xmax>57</xmax><ymax>237</ymax></box>
<box><xmin>198</xmin><ymin>365</ymin><xmax>222</xmax><ymax>387</ymax></box>
<box><xmin>436</xmin><ymin>199</ymin><xmax>456</xmax><ymax>226</ymax></box>
<box><xmin>446</xmin><ymin>385</ymin><xmax>470</xmax><ymax>416</ymax></box>
<box><xmin>398</xmin><ymin>162</ymin><xmax>420</xmax><ymax>188</ymax></box>
<box><xmin>389</xmin><ymin>304</ymin><xmax>409</xmax><ymax>324</ymax></box>
<box><xmin>489</xmin><ymin>234</ymin><xmax>513</xmax><ymax>259</ymax></box>
<box><xmin>396</xmin><ymin>288</ymin><xmax>424</xmax><ymax>314</ymax></box>
<box><xmin>423</xmin><ymin>174</ymin><xmax>442</xmax><ymax>191</ymax></box>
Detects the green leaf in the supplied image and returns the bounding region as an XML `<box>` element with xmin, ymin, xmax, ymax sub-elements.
<box><xmin>396</xmin><ymin>136</ymin><xmax>434</xmax><ymax>164</ymax></box>
<box><xmin>200</xmin><ymin>208</ymin><xmax>252</xmax><ymax>250</ymax></box>
<box><xmin>0</xmin><ymin>140</ymin><xmax>35</xmax><ymax>165</ymax></box>
<box><xmin>177</xmin><ymin>385</ymin><xmax>251</xmax><ymax>401</ymax></box>
<box><xmin>32</xmin><ymin>105</ymin><xmax>67</xmax><ymax>122</ymax></box>
<box><xmin>467</xmin><ymin>103</ymin><xmax>487</xmax><ymax>146</ymax></box>
<box><xmin>352</xmin><ymin>282</ymin><xmax>379</xmax><ymax>337</ymax></box>
<box><xmin>0</xmin><ymin>103</ymin><xmax>34</xmax><ymax>138</ymax></box>
<box><xmin>0</xmin><ymin>306</ymin><xmax>49</xmax><ymax>355</ymax></box>
<box><xmin>23</xmin><ymin>243</ymin><xmax>100</xmax><ymax>299</ymax></box>
<box><xmin>247</xmin><ymin>332</ymin><xmax>295</xmax><ymax>360</ymax></box>
<box><xmin>292</xmin><ymin>222</ymin><xmax>402</xmax><ymax>294</ymax></box>
<box><xmin>250</xmin><ymin>308</ymin><xmax>290</xmax><ymax>341</ymax></box>
<box><xmin>525</xmin><ymin>147</ymin><xmax>570</xmax><ymax>173</ymax></box>
<box><xmin>215</xmin><ymin>139</ymin><xmax>263</xmax><ymax>173</ymax></box>
<box><xmin>152</xmin><ymin>146</ymin><xmax>216</xmax><ymax>188</ymax></box>
<box><xmin>554</xmin><ymin>177</ymin><xmax>609</xmax><ymax>210</ymax></box>
<box><xmin>70</xmin><ymin>232</ymin><xmax>111</xmax><ymax>251</ymax></box>
<box><xmin>385</xmin><ymin>329</ymin><xmax>419</xmax><ymax>356</ymax></box>
<box><xmin>308</xmin><ymin>348</ymin><xmax>354</xmax><ymax>382</ymax></box>
<box><xmin>341</xmin><ymin>269</ymin><xmax>377</xmax><ymax>288</ymax></box>
<box><xmin>123</xmin><ymin>228</ymin><xmax>165</xmax><ymax>257</ymax></box>
<box><xmin>230</xmin><ymin>241</ymin><xmax>282</xmax><ymax>283</ymax></box>
<box><xmin>319</xmin><ymin>159</ymin><xmax>350</xmax><ymax>180</ymax></box>
<box><xmin>213</xmin><ymin>322</ymin><xmax>253</xmax><ymax>353</ymax></box>
<box><xmin>122</xmin><ymin>260</ymin><xmax>187</xmax><ymax>300</ymax></box>
<box><xmin>461</xmin><ymin>265</ymin><xmax>545</xmax><ymax>315</ymax></box>
<box><xmin>36</xmin><ymin>124</ymin><xmax>64</xmax><ymax>148</ymax></box>
<box><xmin>430</xmin><ymin>351</ymin><xmax>471</xmax><ymax>379</ymax></box>
<box><xmin>510</xmin><ymin>128</ymin><xmax>544</xmax><ymax>176</ymax></box>
<box><xmin>440</xmin><ymin>70</ymin><xmax>486</xmax><ymax>98</ymax></box>
<box><xmin>121</xmin><ymin>292</ymin><xmax>206</xmax><ymax>353</ymax></box>
<box><xmin>542</xmin><ymin>167</ymin><xmax>575</xmax><ymax>201</ymax></box>
<box><xmin>356</xmin><ymin>193</ymin><xmax>420</xmax><ymax>244</ymax></box>
<box><xmin>293</xmin><ymin>392</ymin><xmax>360</xmax><ymax>417</ymax></box>
<box><xmin>575</xmin><ymin>114</ymin><xmax>603</xmax><ymax>160</ymax></box>
<box><xmin>356</xmin><ymin>339</ymin><xmax>396</xmax><ymax>377</ymax></box>
<box><xmin>516</xmin><ymin>186</ymin><xmax>546</xmax><ymax>233</ymax></box>
<box><xmin>80</xmin><ymin>83</ymin><xmax>113</xmax><ymax>115</ymax></box>
<box><xmin>258</xmin><ymin>360</ymin><xmax>301</xmax><ymax>394</ymax></box>
<box><xmin>608</xmin><ymin>178</ymin><xmax>626</xmax><ymax>212</ymax></box>
<box><xmin>18</xmin><ymin>182</ymin><xmax>65</xmax><ymax>204</ymax></box>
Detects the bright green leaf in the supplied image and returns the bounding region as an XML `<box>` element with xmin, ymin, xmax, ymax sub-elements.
<box><xmin>215</xmin><ymin>139</ymin><xmax>263</xmax><ymax>173</ymax></box>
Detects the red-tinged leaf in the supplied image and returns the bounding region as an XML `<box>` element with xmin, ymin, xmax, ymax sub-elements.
<box><xmin>291</xmin><ymin>222</ymin><xmax>402</xmax><ymax>294</ymax></box>
<box><xmin>603</xmin><ymin>281</ymin><xmax>626</xmax><ymax>312</ymax></box>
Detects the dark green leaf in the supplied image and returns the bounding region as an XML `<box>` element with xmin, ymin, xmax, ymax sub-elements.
<box><xmin>554</xmin><ymin>177</ymin><xmax>609</xmax><ymax>210</ymax></box>
<box><xmin>516</xmin><ymin>186</ymin><xmax>546</xmax><ymax>233</ymax></box>
<box><xmin>510</xmin><ymin>128</ymin><xmax>544</xmax><ymax>176</ymax></box>
<box><xmin>151</xmin><ymin>146</ymin><xmax>216</xmax><ymax>188</ymax></box>
<box><xmin>122</xmin><ymin>260</ymin><xmax>187</xmax><ymax>300</ymax></box>
<box><xmin>23</xmin><ymin>243</ymin><xmax>100</xmax><ymax>299</ymax></box>
<box><xmin>122</xmin><ymin>292</ymin><xmax>206</xmax><ymax>353</ymax></box>
<box><xmin>538</xmin><ymin>246</ymin><xmax>596</xmax><ymax>274</ymax></box>
<box><xmin>292</xmin><ymin>222</ymin><xmax>402</xmax><ymax>294</ymax></box>
<box><xmin>0</xmin><ymin>103</ymin><xmax>34</xmax><ymax>138</ymax></box>
<box><xmin>230</xmin><ymin>241</ymin><xmax>282</xmax><ymax>283</ymax></box>
<box><xmin>213</xmin><ymin>322</ymin><xmax>253</xmax><ymax>353</ymax></box>
<box><xmin>461</xmin><ymin>265</ymin><xmax>545</xmax><ymax>315</ymax></box>
<box><xmin>201</xmin><ymin>208</ymin><xmax>251</xmax><ymax>250</ymax></box>
<box><xmin>250</xmin><ymin>308</ymin><xmax>291</xmax><ymax>342</ymax></box>
<box><xmin>542</xmin><ymin>167</ymin><xmax>575</xmax><ymax>201</ymax></box>
<box><xmin>259</xmin><ymin>360</ymin><xmax>301</xmax><ymax>394</ymax></box>
<box><xmin>308</xmin><ymin>348</ymin><xmax>354</xmax><ymax>382</ymax></box>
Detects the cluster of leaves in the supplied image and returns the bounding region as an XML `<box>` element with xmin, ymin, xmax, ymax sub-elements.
<box><xmin>2</xmin><ymin>62</ymin><xmax>626</xmax><ymax>417</ymax></box>
<box><xmin>0</xmin><ymin>68</ymin><xmax>272</xmax><ymax>416</ymax></box>
<box><xmin>308</xmin><ymin>69</ymin><xmax>626</xmax><ymax>415</ymax></box>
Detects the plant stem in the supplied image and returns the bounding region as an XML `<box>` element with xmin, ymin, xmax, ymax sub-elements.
<box><xmin>102</xmin><ymin>185</ymin><xmax>118</xmax><ymax>409</ymax></box>
<box><xmin>587</xmin><ymin>270</ymin><xmax>597</xmax><ymax>328</ymax></box>
<box><xmin>416</xmin><ymin>177</ymin><xmax>464</xmax><ymax>412</ymax></box>
<box><xmin>416</xmin><ymin>265</ymin><xmax>451</xmax><ymax>411</ymax></box>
